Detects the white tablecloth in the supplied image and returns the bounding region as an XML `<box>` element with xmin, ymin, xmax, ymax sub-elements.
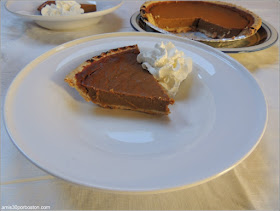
<box><xmin>1</xmin><ymin>0</ymin><xmax>279</xmax><ymax>210</ymax></box>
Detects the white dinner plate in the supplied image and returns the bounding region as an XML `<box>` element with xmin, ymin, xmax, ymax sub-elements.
<box><xmin>4</xmin><ymin>32</ymin><xmax>267</xmax><ymax>193</ymax></box>
<box><xmin>5</xmin><ymin>0</ymin><xmax>123</xmax><ymax>30</ymax></box>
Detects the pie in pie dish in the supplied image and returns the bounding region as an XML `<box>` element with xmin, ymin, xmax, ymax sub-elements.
<box><xmin>140</xmin><ymin>1</ymin><xmax>262</xmax><ymax>39</ymax></box>
<box><xmin>64</xmin><ymin>45</ymin><xmax>174</xmax><ymax>115</ymax></box>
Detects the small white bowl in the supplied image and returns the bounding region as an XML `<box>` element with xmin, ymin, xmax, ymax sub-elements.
<box><xmin>5</xmin><ymin>0</ymin><xmax>123</xmax><ymax>30</ymax></box>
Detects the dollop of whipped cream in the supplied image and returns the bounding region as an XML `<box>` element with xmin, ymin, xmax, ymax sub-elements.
<box><xmin>137</xmin><ymin>42</ymin><xmax>192</xmax><ymax>97</ymax></box>
<box><xmin>41</xmin><ymin>1</ymin><xmax>84</xmax><ymax>16</ymax></box>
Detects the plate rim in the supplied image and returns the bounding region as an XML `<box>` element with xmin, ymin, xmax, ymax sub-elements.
<box><xmin>130</xmin><ymin>11</ymin><xmax>279</xmax><ymax>53</ymax></box>
<box><xmin>3</xmin><ymin>32</ymin><xmax>268</xmax><ymax>193</ymax></box>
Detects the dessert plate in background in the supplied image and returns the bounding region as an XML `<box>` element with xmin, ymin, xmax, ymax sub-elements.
<box><xmin>4</xmin><ymin>32</ymin><xmax>267</xmax><ymax>192</ymax></box>
<box><xmin>5</xmin><ymin>0</ymin><xmax>123</xmax><ymax>30</ymax></box>
<box><xmin>130</xmin><ymin>12</ymin><xmax>278</xmax><ymax>53</ymax></box>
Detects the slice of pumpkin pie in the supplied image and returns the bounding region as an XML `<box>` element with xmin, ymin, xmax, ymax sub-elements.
<box><xmin>65</xmin><ymin>45</ymin><xmax>174</xmax><ymax>115</ymax></box>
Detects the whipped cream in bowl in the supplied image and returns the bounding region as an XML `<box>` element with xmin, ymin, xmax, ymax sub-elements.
<box><xmin>137</xmin><ymin>42</ymin><xmax>192</xmax><ymax>97</ymax></box>
<box><xmin>41</xmin><ymin>1</ymin><xmax>85</xmax><ymax>16</ymax></box>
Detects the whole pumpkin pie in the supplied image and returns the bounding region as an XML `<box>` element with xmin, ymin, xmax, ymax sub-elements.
<box><xmin>64</xmin><ymin>45</ymin><xmax>174</xmax><ymax>115</ymax></box>
<box><xmin>140</xmin><ymin>1</ymin><xmax>262</xmax><ymax>39</ymax></box>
